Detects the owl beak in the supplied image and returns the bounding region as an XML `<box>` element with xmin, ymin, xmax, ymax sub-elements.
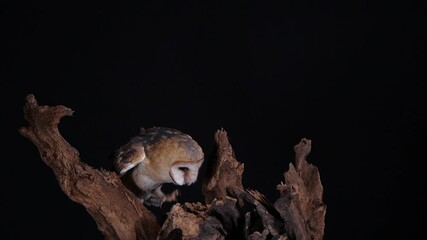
<box><xmin>169</xmin><ymin>171</ymin><xmax>178</xmax><ymax>185</ymax></box>
<box><xmin>169</xmin><ymin>170</ymin><xmax>185</xmax><ymax>186</ymax></box>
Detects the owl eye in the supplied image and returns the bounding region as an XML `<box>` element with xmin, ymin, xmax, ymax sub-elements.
<box><xmin>178</xmin><ymin>167</ymin><xmax>189</xmax><ymax>172</ymax></box>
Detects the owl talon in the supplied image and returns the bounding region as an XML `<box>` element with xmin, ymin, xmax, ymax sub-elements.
<box><xmin>159</xmin><ymin>189</ymin><xmax>180</xmax><ymax>207</ymax></box>
<box><xmin>144</xmin><ymin>187</ymin><xmax>180</xmax><ymax>207</ymax></box>
<box><xmin>165</xmin><ymin>189</ymin><xmax>180</xmax><ymax>202</ymax></box>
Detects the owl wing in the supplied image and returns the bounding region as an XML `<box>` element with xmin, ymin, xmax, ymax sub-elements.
<box><xmin>114</xmin><ymin>141</ymin><xmax>146</xmax><ymax>176</ymax></box>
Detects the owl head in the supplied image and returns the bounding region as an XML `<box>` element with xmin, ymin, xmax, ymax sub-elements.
<box><xmin>137</xmin><ymin>127</ymin><xmax>204</xmax><ymax>186</ymax></box>
<box><xmin>151</xmin><ymin>127</ymin><xmax>204</xmax><ymax>186</ymax></box>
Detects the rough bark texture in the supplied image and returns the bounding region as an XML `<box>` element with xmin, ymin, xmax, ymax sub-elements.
<box><xmin>274</xmin><ymin>138</ymin><xmax>327</xmax><ymax>240</ymax></box>
<box><xmin>19</xmin><ymin>94</ymin><xmax>160</xmax><ymax>240</ymax></box>
<box><xmin>202</xmin><ymin>130</ymin><xmax>245</xmax><ymax>205</ymax></box>
<box><xmin>20</xmin><ymin>95</ymin><xmax>326</xmax><ymax>240</ymax></box>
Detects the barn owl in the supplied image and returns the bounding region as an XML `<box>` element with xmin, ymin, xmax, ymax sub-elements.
<box><xmin>114</xmin><ymin>127</ymin><xmax>204</xmax><ymax>207</ymax></box>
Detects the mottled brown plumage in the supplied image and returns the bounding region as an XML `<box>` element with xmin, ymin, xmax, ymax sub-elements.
<box><xmin>114</xmin><ymin>127</ymin><xmax>204</xmax><ymax>207</ymax></box>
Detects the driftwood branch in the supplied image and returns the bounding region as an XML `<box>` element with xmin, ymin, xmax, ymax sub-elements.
<box><xmin>19</xmin><ymin>94</ymin><xmax>159</xmax><ymax>240</ymax></box>
<box><xmin>20</xmin><ymin>95</ymin><xmax>326</xmax><ymax>240</ymax></box>
<box><xmin>202</xmin><ymin>129</ymin><xmax>245</xmax><ymax>205</ymax></box>
<box><xmin>274</xmin><ymin>139</ymin><xmax>326</xmax><ymax>240</ymax></box>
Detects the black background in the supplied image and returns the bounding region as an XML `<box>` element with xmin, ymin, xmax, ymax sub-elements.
<box><xmin>1</xmin><ymin>1</ymin><xmax>426</xmax><ymax>239</ymax></box>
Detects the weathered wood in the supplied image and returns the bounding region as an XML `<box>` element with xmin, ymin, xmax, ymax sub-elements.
<box><xmin>202</xmin><ymin>129</ymin><xmax>245</xmax><ymax>205</ymax></box>
<box><xmin>246</xmin><ymin>189</ymin><xmax>286</xmax><ymax>238</ymax></box>
<box><xmin>20</xmin><ymin>95</ymin><xmax>326</xmax><ymax>240</ymax></box>
<box><xmin>19</xmin><ymin>94</ymin><xmax>160</xmax><ymax>240</ymax></box>
<box><xmin>274</xmin><ymin>138</ymin><xmax>326</xmax><ymax>240</ymax></box>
